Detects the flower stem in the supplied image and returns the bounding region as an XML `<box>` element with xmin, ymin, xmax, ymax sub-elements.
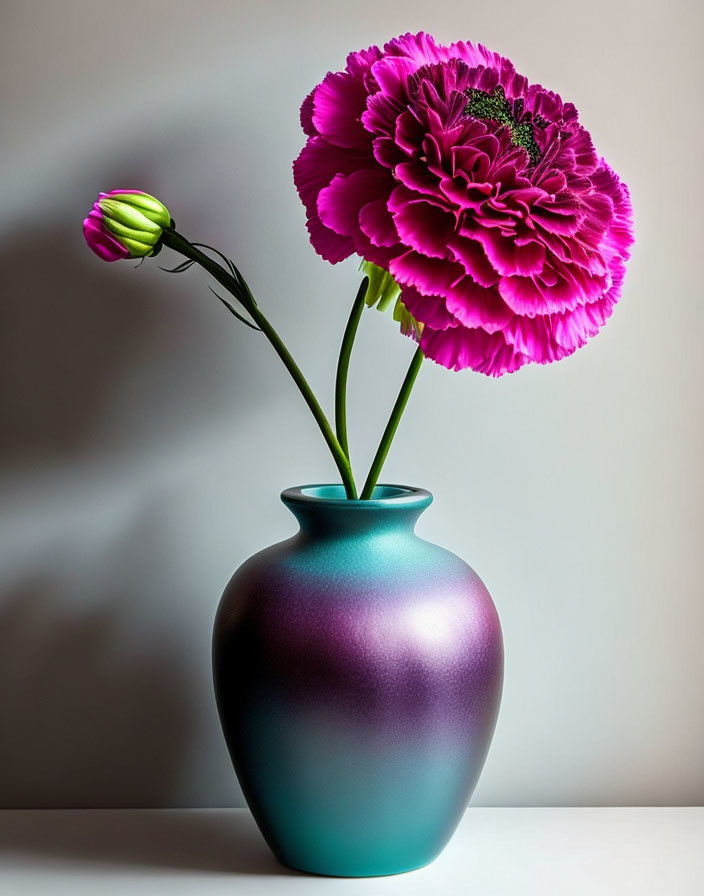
<box><xmin>161</xmin><ymin>230</ymin><xmax>358</xmax><ymax>499</ymax></box>
<box><xmin>360</xmin><ymin>346</ymin><xmax>424</xmax><ymax>500</ymax></box>
<box><xmin>335</xmin><ymin>277</ymin><xmax>368</xmax><ymax>460</ymax></box>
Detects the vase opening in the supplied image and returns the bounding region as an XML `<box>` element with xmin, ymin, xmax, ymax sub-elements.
<box><xmin>283</xmin><ymin>483</ymin><xmax>432</xmax><ymax>507</ymax></box>
<box><xmin>280</xmin><ymin>484</ymin><xmax>433</xmax><ymax>537</ymax></box>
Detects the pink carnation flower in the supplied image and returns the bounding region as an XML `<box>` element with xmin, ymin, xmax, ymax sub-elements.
<box><xmin>294</xmin><ymin>32</ymin><xmax>633</xmax><ymax>376</ymax></box>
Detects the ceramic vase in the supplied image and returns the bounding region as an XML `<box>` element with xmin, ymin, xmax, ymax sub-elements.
<box><xmin>213</xmin><ymin>484</ymin><xmax>503</xmax><ymax>877</ymax></box>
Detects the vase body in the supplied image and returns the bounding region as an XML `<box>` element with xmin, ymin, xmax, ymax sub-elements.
<box><xmin>213</xmin><ymin>484</ymin><xmax>503</xmax><ymax>877</ymax></box>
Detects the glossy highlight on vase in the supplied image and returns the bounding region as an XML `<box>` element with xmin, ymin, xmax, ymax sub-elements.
<box><xmin>213</xmin><ymin>485</ymin><xmax>503</xmax><ymax>877</ymax></box>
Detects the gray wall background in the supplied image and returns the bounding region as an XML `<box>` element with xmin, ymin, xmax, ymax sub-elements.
<box><xmin>1</xmin><ymin>0</ymin><xmax>702</xmax><ymax>808</ymax></box>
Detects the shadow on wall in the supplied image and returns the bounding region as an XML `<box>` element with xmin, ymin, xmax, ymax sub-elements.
<box><xmin>0</xmin><ymin>577</ymin><xmax>195</xmax><ymax>808</ymax></box>
<box><xmin>0</xmin><ymin>122</ymin><xmax>279</xmax><ymax>809</ymax></box>
<box><xmin>0</xmin><ymin>220</ymin><xmax>180</xmax><ymax>467</ymax></box>
<box><xmin>0</xmin><ymin>205</ymin><xmax>199</xmax><ymax>807</ymax></box>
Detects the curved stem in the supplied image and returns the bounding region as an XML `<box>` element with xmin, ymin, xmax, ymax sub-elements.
<box><xmin>360</xmin><ymin>346</ymin><xmax>424</xmax><ymax>500</ymax></box>
<box><xmin>161</xmin><ymin>230</ymin><xmax>358</xmax><ymax>498</ymax></box>
<box><xmin>335</xmin><ymin>277</ymin><xmax>368</xmax><ymax>460</ymax></box>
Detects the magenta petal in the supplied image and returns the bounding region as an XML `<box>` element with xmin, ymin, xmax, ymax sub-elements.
<box><xmin>317</xmin><ymin>169</ymin><xmax>390</xmax><ymax>237</ymax></box>
<box><xmin>395</xmin><ymin>161</ymin><xmax>442</xmax><ymax>196</ymax></box>
<box><xmin>445</xmin><ymin>39</ymin><xmax>510</xmax><ymax>71</ymax></box>
<box><xmin>345</xmin><ymin>44</ymin><xmax>383</xmax><ymax>78</ymax></box>
<box><xmin>530</xmin><ymin>194</ymin><xmax>582</xmax><ymax>236</ymax></box>
<box><xmin>373</xmin><ymin>137</ymin><xmax>406</xmax><ymax>169</ymax></box>
<box><xmin>389</xmin><ymin>250</ymin><xmax>465</xmax><ymax>295</ymax></box>
<box><xmin>439</xmin><ymin>178</ymin><xmax>493</xmax><ymax>211</ymax></box>
<box><xmin>384</xmin><ymin>31</ymin><xmax>446</xmax><ymax>65</ymax></box>
<box><xmin>82</xmin><ymin>216</ymin><xmax>130</xmax><ymax>262</ymax></box>
<box><xmin>361</xmin><ymin>92</ymin><xmax>404</xmax><ymax>137</ymax></box>
<box><xmin>293</xmin><ymin>137</ymin><xmax>368</xmax><ymax>212</ymax></box>
<box><xmin>394</xmin><ymin>110</ymin><xmax>426</xmax><ymax>154</ymax></box>
<box><xmin>359</xmin><ymin>199</ymin><xmax>399</xmax><ymax>247</ymax></box>
<box><xmin>390</xmin><ymin>195</ymin><xmax>456</xmax><ymax>258</ymax></box>
<box><xmin>300</xmin><ymin>88</ymin><xmax>317</xmax><ymax>137</ymax></box>
<box><xmin>449</xmin><ymin>237</ymin><xmax>499</xmax><ymax>287</ymax></box>
<box><xmin>400</xmin><ymin>285</ymin><xmax>458</xmax><ymax>330</ymax></box>
<box><xmin>312</xmin><ymin>70</ymin><xmax>371</xmax><ymax>150</ymax></box>
<box><xmin>305</xmin><ymin>214</ymin><xmax>355</xmax><ymax>264</ymax></box>
<box><xmin>420</xmin><ymin>324</ymin><xmax>526</xmax><ymax>376</ymax></box>
<box><xmin>370</xmin><ymin>57</ymin><xmax>416</xmax><ymax>101</ymax></box>
<box><xmin>444</xmin><ymin>280</ymin><xmax>514</xmax><ymax>333</ymax></box>
<box><xmin>473</xmin><ymin>227</ymin><xmax>546</xmax><ymax>277</ymax></box>
<box><xmin>499</xmin><ymin>262</ymin><xmax>605</xmax><ymax>316</ymax></box>
<box><xmin>503</xmin><ymin>315</ymin><xmax>568</xmax><ymax>364</ymax></box>
<box><xmin>451</xmin><ymin>145</ymin><xmax>491</xmax><ymax>181</ymax></box>
<box><xmin>551</xmin><ymin>297</ymin><xmax>614</xmax><ymax>351</ymax></box>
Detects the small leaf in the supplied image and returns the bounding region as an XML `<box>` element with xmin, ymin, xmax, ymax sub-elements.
<box><xmin>159</xmin><ymin>259</ymin><xmax>196</xmax><ymax>274</ymax></box>
<box><xmin>232</xmin><ymin>264</ymin><xmax>258</xmax><ymax>308</ymax></box>
<box><xmin>207</xmin><ymin>285</ymin><xmax>261</xmax><ymax>331</ymax></box>
<box><xmin>191</xmin><ymin>242</ymin><xmax>251</xmax><ymax>308</ymax></box>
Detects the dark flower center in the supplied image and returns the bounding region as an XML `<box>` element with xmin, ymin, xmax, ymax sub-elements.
<box><xmin>464</xmin><ymin>85</ymin><xmax>541</xmax><ymax>165</ymax></box>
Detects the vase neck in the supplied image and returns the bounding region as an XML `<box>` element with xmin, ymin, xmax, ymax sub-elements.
<box><xmin>281</xmin><ymin>485</ymin><xmax>432</xmax><ymax>539</ymax></box>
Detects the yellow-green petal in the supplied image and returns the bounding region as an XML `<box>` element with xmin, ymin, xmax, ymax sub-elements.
<box><xmin>393</xmin><ymin>297</ymin><xmax>423</xmax><ymax>338</ymax></box>
<box><xmin>103</xmin><ymin>216</ymin><xmax>160</xmax><ymax>245</ymax></box>
<box><xmin>99</xmin><ymin>199</ymin><xmax>162</xmax><ymax>233</ymax></box>
<box><xmin>119</xmin><ymin>236</ymin><xmax>156</xmax><ymax>257</ymax></box>
<box><xmin>360</xmin><ymin>260</ymin><xmax>401</xmax><ymax>311</ymax></box>
<box><xmin>109</xmin><ymin>192</ymin><xmax>171</xmax><ymax>228</ymax></box>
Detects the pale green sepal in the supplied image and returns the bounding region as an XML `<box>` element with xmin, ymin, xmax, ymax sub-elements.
<box><xmin>359</xmin><ymin>260</ymin><xmax>401</xmax><ymax>312</ymax></box>
<box><xmin>120</xmin><ymin>236</ymin><xmax>156</xmax><ymax>257</ymax></box>
<box><xmin>103</xmin><ymin>216</ymin><xmax>160</xmax><ymax>245</ymax></box>
<box><xmin>108</xmin><ymin>192</ymin><xmax>171</xmax><ymax>228</ymax></box>
<box><xmin>393</xmin><ymin>297</ymin><xmax>422</xmax><ymax>338</ymax></box>
<box><xmin>99</xmin><ymin>199</ymin><xmax>161</xmax><ymax>233</ymax></box>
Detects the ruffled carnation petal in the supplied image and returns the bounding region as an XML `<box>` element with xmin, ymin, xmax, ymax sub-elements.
<box><xmin>448</xmin><ymin>236</ymin><xmax>499</xmax><ymax>287</ymax></box>
<box><xmin>470</xmin><ymin>226</ymin><xmax>546</xmax><ymax>277</ymax></box>
<box><xmin>305</xmin><ymin>213</ymin><xmax>355</xmax><ymax>264</ymax></box>
<box><xmin>399</xmin><ymin>285</ymin><xmax>458</xmax><ymax>330</ymax></box>
<box><xmin>300</xmin><ymin>89</ymin><xmax>317</xmax><ymax>137</ymax></box>
<box><xmin>420</xmin><ymin>324</ymin><xmax>527</xmax><ymax>375</ymax></box>
<box><xmin>312</xmin><ymin>70</ymin><xmax>372</xmax><ymax>150</ymax></box>
<box><xmin>384</xmin><ymin>31</ymin><xmax>448</xmax><ymax>65</ymax></box>
<box><xmin>370</xmin><ymin>57</ymin><xmax>417</xmax><ymax>102</ymax></box>
<box><xmin>317</xmin><ymin>169</ymin><xmax>391</xmax><ymax>237</ymax></box>
<box><xmin>499</xmin><ymin>262</ymin><xmax>606</xmax><ymax>316</ymax></box>
<box><xmin>389</xmin><ymin>250</ymin><xmax>465</xmax><ymax>295</ymax></box>
<box><xmin>396</xmin><ymin>161</ymin><xmax>443</xmax><ymax>196</ymax></box>
<box><xmin>293</xmin><ymin>137</ymin><xmax>370</xmax><ymax>212</ymax></box>
<box><xmin>388</xmin><ymin>188</ymin><xmax>456</xmax><ymax>258</ymax></box>
<box><xmin>359</xmin><ymin>199</ymin><xmax>399</xmax><ymax>247</ymax></box>
<box><xmin>444</xmin><ymin>280</ymin><xmax>515</xmax><ymax>333</ymax></box>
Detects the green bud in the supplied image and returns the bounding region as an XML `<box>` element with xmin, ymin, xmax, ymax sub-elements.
<box><xmin>94</xmin><ymin>190</ymin><xmax>172</xmax><ymax>259</ymax></box>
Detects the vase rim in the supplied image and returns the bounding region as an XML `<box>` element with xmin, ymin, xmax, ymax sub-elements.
<box><xmin>281</xmin><ymin>484</ymin><xmax>433</xmax><ymax>511</ymax></box>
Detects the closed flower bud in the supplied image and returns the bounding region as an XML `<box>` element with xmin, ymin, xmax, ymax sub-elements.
<box><xmin>83</xmin><ymin>190</ymin><xmax>171</xmax><ymax>262</ymax></box>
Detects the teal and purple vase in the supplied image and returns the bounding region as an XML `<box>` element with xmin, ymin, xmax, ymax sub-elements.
<box><xmin>213</xmin><ymin>484</ymin><xmax>503</xmax><ymax>877</ymax></box>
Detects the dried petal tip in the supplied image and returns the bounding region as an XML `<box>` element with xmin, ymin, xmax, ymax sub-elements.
<box><xmin>83</xmin><ymin>189</ymin><xmax>171</xmax><ymax>262</ymax></box>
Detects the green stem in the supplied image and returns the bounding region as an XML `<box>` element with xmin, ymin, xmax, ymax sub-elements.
<box><xmin>335</xmin><ymin>277</ymin><xmax>368</xmax><ymax>460</ymax></box>
<box><xmin>161</xmin><ymin>229</ymin><xmax>358</xmax><ymax>499</ymax></box>
<box><xmin>360</xmin><ymin>346</ymin><xmax>424</xmax><ymax>500</ymax></box>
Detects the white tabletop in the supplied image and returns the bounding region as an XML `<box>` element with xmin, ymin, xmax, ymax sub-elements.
<box><xmin>0</xmin><ymin>808</ymin><xmax>701</xmax><ymax>895</ymax></box>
